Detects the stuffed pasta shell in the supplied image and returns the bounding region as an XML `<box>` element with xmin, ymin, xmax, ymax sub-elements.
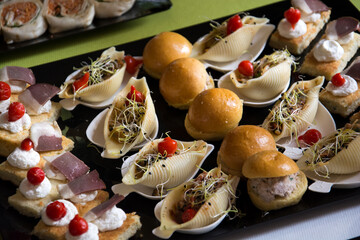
<box><xmin>262</xmin><ymin>76</ymin><xmax>324</xmax><ymax>142</ymax></box>
<box><xmin>91</xmin><ymin>0</ymin><xmax>135</xmax><ymax>18</ymax></box>
<box><xmin>154</xmin><ymin>167</ymin><xmax>239</xmax><ymax>238</ymax></box>
<box><xmin>58</xmin><ymin>47</ymin><xmax>126</xmax><ymax>103</ymax></box>
<box><xmin>103</xmin><ymin>77</ymin><xmax>157</xmax><ymax>159</ymax></box>
<box><xmin>0</xmin><ymin>0</ymin><xmax>47</xmax><ymax>44</ymax></box>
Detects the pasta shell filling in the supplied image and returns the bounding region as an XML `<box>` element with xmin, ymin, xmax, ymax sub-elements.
<box><xmin>2</xmin><ymin>2</ymin><xmax>38</xmax><ymax>27</ymax></box>
<box><xmin>47</xmin><ymin>0</ymin><xmax>85</xmax><ymax>16</ymax></box>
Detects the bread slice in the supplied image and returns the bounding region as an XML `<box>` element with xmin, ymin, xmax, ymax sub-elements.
<box><xmin>300</xmin><ymin>33</ymin><xmax>360</xmax><ymax>80</ymax></box>
<box><xmin>269</xmin><ymin>10</ymin><xmax>331</xmax><ymax>55</ymax></box>
<box><xmin>99</xmin><ymin>212</ymin><xmax>141</xmax><ymax>240</ymax></box>
<box><xmin>319</xmin><ymin>82</ymin><xmax>360</xmax><ymax>117</ymax></box>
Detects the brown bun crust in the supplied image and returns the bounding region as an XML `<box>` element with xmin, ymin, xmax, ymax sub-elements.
<box><xmin>159</xmin><ymin>57</ymin><xmax>214</xmax><ymax>109</ymax></box>
<box><xmin>142</xmin><ymin>32</ymin><xmax>192</xmax><ymax>79</ymax></box>
<box><xmin>185</xmin><ymin>88</ymin><xmax>243</xmax><ymax>141</ymax></box>
<box><xmin>217</xmin><ymin>125</ymin><xmax>276</xmax><ymax>177</ymax></box>
<box><xmin>247</xmin><ymin>170</ymin><xmax>308</xmax><ymax>211</ymax></box>
<box><xmin>242</xmin><ymin>150</ymin><xmax>299</xmax><ymax>179</ymax></box>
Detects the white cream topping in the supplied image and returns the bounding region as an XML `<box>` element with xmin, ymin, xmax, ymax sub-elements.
<box><xmin>65</xmin><ymin>222</ymin><xmax>99</xmax><ymax>240</ymax></box>
<box><xmin>0</xmin><ymin>98</ymin><xmax>10</xmax><ymax>113</ymax></box>
<box><xmin>42</xmin><ymin>199</ymin><xmax>78</xmax><ymax>226</ymax></box>
<box><xmin>26</xmin><ymin>100</ymin><xmax>52</xmax><ymax>115</ymax></box>
<box><xmin>0</xmin><ymin>111</ymin><xmax>31</xmax><ymax>133</ymax></box>
<box><xmin>19</xmin><ymin>176</ymin><xmax>51</xmax><ymax>200</ymax></box>
<box><xmin>278</xmin><ymin>18</ymin><xmax>307</xmax><ymax>39</ymax></box>
<box><xmin>70</xmin><ymin>190</ymin><xmax>98</xmax><ymax>203</ymax></box>
<box><xmin>313</xmin><ymin>39</ymin><xmax>344</xmax><ymax>62</ymax></box>
<box><xmin>326</xmin><ymin>75</ymin><xmax>358</xmax><ymax>96</ymax></box>
<box><xmin>301</xmin><ymin>11</ymin><xmax>320</xmax><ymax>23</ymax></box>
<box><xmin>44</xmin><ymin>161</ymin><xmax>67</xmax><ymax>180</ymax></box>
<box><xmin>92</xmin><ymin>206</ymin><xmax>126</xmax><ymax>232</ymax></box>
<box><xmin>7</xmin><ymin>147</ymin><xmax>40</xmax><ymax>169</ymax></box>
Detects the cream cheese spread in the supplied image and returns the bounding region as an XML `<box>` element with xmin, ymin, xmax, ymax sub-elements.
<box><xmin>313</xmin><ymin>39</ymin><xmax>344</xmax><ymax>62</ymax></box>
<box><xmin>92</xmin><ymin>206</ymin><xmax>127</xmax><ymax>232</ymax></box>
<box><xmin>0</xmin><ymin>112</ymin><xmax>31</xmax><ymax>133</ymax></box>
<box><xmin>7</xmin><ymin>147</ymin><xmax>40</xmax><ymax>169</ymax></box>
<box><xmin>278</xmin><ymin>18</ymin><xmax>307</xmax><ymax>39</ymax></box>
<box><xmin>65</xmin><ymin>222</ymin><xmax>99</xmax><ymax>240</ymax></box>
<box><xmin>326</xmin><ymin>75</ymin><xmax>358</xmax><ymax>96</ymax></box>
<box><xmin>0</xmin><ymin>98</ymin><xmax>10</xmax><ymax>113</ymax></box>
<box><xmin>42</xmin><ymin>199</ymin><xmax>78</xmax><ymax>226</ymax></box>
<box><xmin>19</xmin><ymin>176</ymin><xmax>51</xmax><ymax>200</ymax></box>
<box><xmin>70</xmin><ymin>190</ymin><xmax>98</xmax><ymax>203</ymax></box>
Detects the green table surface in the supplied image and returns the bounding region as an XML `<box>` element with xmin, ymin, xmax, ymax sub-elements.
<box><xmin>0</xmin><ymin>0</ymin><xmax>359</xmax><ymax>68</ymax></box>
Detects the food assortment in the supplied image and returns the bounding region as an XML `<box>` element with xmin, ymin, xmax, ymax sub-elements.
<box><xmin>1</xmin><ymin>0</ymin><xmax>360</xmax><ymax>239</ymax></box>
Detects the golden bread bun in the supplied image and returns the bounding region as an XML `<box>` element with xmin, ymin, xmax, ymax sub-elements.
<box><xmin>185</xmin><ymin>88</ymin><xmax>243</xmax><ymax>141</ymax></box>
<box><xmin>247</xmin><ymin>170</ymin><xmax>308</xmax><ymax>211</ymax></box>
<box><xmin>242</xmin><ymin>150</ymin><xmax>299</xmax><ymax>179</ymax></box>
<box><xmin>159</xmin><ymin>57</ymin><xmax>214</xmax><ymax>109</ymax></box>
<box><xmin>217</xmin><ymin>125</ymin><xmax>276</xmax><ymax>177</ymax></box>
<box><xmin>142</xmin><ymin>32</ymin><xmax>192</xmax><ymax>79</ymax></box>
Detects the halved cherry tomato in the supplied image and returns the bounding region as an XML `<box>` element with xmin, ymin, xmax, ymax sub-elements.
<box><xmin>238</xmin><ymin>60</ymin><xmax>254</xmax><ymax>77</ymax></box>
<box><xmin>181</xmin><ymin>208</ymin><xmax>197</xmax><ymax>223</ymax></box>
<box><xmin>21</xmin><ymin>138</ymin><xmax>34</xmax><ymax>151</ymax></box>
<box><xmin>27</xmin><ymin>167</ymin><xmax>45</xmax><ymax>185</ymax></box>
<box><xmin>158</xmin><ymin>137</ymin><xmax>177</xmax><ymax>157</ymax></box>
<box><xmin>126</xmin><ymin>85</ymin><xmax>145</xmax><ymax>104</ymax></box>
<box><xmin>331</xmin><ymin>73</ymin><xmax>346</xmax><ymax>87</ymax></box>
<box><xmin>227</xmin><ymin>14</ymin><xmax>243</xmax><ymax>35</ymax></box>
<box><xmin>8</xmin><ymin>102</ymin><xmax>25</xmax><ymax>122</ymax></box>
<box><xmin>46</xmin><ymin>201</ymin><xmax>67</xmax><ymax>221</ymax></box>
<box><xmin>284</xmin><ymin>7</ymin><xmax>301</xmax><ymax>29</ymax></box>
<box><xmin>0</xmin><ymin>81</ymin><xmax>11</xmax><ymax>100</ymax></box>
<box><xmin>73</xmin><ymin>72</ymin><xmax>90</xmax><ymax>92</ymax></box>
<box><xmin>69</xmin><ymin>215</ymin><xmax>88</xmax><ymax>236</ymax></box>
<box><xmin>124</xmin><ymin>55</ymin><xmax>143</xmax><ymax>75</ymax></box>
<box><xmin>298</xmin><ymin>129</ymin><xmax>322</xmax><ymax>145</ymax></box>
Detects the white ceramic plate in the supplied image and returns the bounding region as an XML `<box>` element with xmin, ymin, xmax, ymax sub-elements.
<box><xmin>202</xmin><ymin>24</ymin><xmax>275</xmax><ymax>72</ymax></box>
<box><xmin>111</xmin><ymin>143</ymin><xmax>214</xmax><ymax>200</ymax></box>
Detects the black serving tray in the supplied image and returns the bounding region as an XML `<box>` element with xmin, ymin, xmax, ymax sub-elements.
<box><xmin>0</xmin><ymin>0</ymin><xmax>172</xmax><ymax>54</ymax></box>
<box><xmin>1</xmin><ymin>0</ymin><xmax>360</xmax><ymax>239</ymax></box>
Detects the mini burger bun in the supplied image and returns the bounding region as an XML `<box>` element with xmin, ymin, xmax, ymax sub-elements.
<box><xmin>217</xmin><ymin>125</ymin><xmax>276</xmax><ymax>177</ymax></box>
<box><xmin>142</xmin><ymin>32</ymin><xmax>192</xmax><ymax>79</ymax></box>
<box><xmin>185</xmin><ymin>88</ymin><xmax>243</xmax><ymax>141</ymax></box>
<box><xmin>159</xmin><ymin>57</ymin><xmax>214</xmax><ymax>109</ymax></box>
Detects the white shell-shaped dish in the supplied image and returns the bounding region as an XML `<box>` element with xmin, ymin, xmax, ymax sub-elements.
<box><xmin>111</xmin><ymin>143</ymin><xmax>214</xmax><ymax>200</ymax></box>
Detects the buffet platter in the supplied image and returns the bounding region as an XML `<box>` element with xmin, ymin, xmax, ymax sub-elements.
<box><xmin>1</xmin><ymin>0</ymin><xmax>360</xmax><ymax>239</ymax></box>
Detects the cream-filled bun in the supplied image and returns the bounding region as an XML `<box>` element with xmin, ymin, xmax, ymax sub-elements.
<box><xmin>159</xmin><ymin>57</ymin><xmax>214</xmax><ymax>109</ymax></box>
<box><xmin>142</xmin><ymin>32</ymin><xmax>192</xmax><ymax>79</ymax></box>
<box><xmin>217</xmin><ymin>125</ymin><xmax>276</xmax><ymax>177</ymax></box>
<box><xmin>242</xmin><ymin>150</ymin><xmax>307</xmax><ymax>211</ymax></box>
<box><xmin>185</xmin><ymin>88</ymin><xmax>243</xmax><ymax>141</ymax></box>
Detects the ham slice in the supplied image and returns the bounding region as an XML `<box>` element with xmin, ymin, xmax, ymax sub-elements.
<box><xmin>84</xmin><ymin>194</ymin><xmax>125</xmax><ymax>221</ymax></box>
<box><xmin>59</xmin><ymin>170</ymin><xmax>106</xmax><ymax>199</ymax></box>
<box><xmin>292</xmin><ymin>0</ymin><xmax>330</xmax><ymax>14</ymax></box>
<box><xmin>343</xmin><ymin>56</ymin><xmax>360</xmax><ymax>81</ymax></box>
<box><xmin>44</xmin><ymin>152</ymin><xmax>89</xmax><ymax>181</ymax></box>
<box><xmin>0</xmin><ymin>66</ymin><xmax>36</xmax><ymax>85</ymax></box>
<box><xmin>326</xmin><ymin>17</ymin><xmax>359</xmax><ymax>40</ymax></box>
<box><xmin>30</xmin><ymin>122</ymin><xmax>63</xmax><ymax>152</ymax></box>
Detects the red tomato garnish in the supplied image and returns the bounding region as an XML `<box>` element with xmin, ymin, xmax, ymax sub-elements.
<box><xmin>21</xmin><ymin>138</ymin><xmax>34</xmax><ymax>151</ymax></box>
<box><xmin>126</xmin><ymin>85</ymin><xmax>145</xmax><ymax>104</ymax></box>
<box><xmin>298</xmin><ymin>129</ymin><xmax>322</xmax><ymax>145</ymax></box>
<box><xmin>124</xmin><ymin>55</ymin><xmax>143</xmax><ymax>75</ymax></box>
<box><xmin>46</xmin><ymin>201</ymin><xmax>67</xmax><ymax>221</ymax></box>
<box><xmin>284</xmin><ymin>7</ymin><xmax>301</xmax><ymax>29</ymax></box>
<box><xmin>73</xmin><ymin>72</ymin><xmax>90</xmax><ymax>92</ymax></box>
<box><xmin>158</xmin><ymin>137</ymin><xmax>177</xmax><ymax>157</ymax></box>
<box><xmin>227</xmin><ymin>14</ymin><xmax>243</xmax><ymax>35</ymax></box>
<box><xmin>0</xmin><ymin>81</ymin><xmax>11</xmax><ymax>100</ymax></box>
<box><xmin>238</xmin><ymin>60</ymin><xmax>254</xmax><ymax>77</ymax></box>
<box><xmin>181</xmin><ymin>208</ymin><xmax>197</xmax><ymax>223</ymax></box>
<box><xmin>69</xmin><ymin>215</ymin><xmax>88</xmax><ymax>236</ymax></box>
<box><xmin>8</xmin><ymin>102</ymin><xmax>25</xmax><ymax>122</ymax></box>
<box><xmin>331</xmin><ymin>73</ymin><xmax>346</xmax><ymax>87</ymax></box>
<box><xmin>27</xmin><ymin>167</ymin><xmax>45</xmax><ymax>185</ymax></box>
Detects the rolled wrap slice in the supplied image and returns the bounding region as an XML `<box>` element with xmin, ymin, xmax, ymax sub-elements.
<box><xmin>91</xmin><ymin>0</ymin><xmax>135</xmax><ymax>18</ymax></box>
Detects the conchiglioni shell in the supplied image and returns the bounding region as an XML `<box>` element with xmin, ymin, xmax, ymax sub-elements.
<box><xmin>191</xmin><ymin>16</ymin><xmax>269</xmax><ymax>62</ymax></box>
<box><xmin>58</xmin><ymin>47</ymin><xmax>126</xmax><ymax>103</ymax></box>
<box><xmin>156</xmin><ymin>168</ymin><xmax>239</xmax><ymax>238</ymax></box>
<box><xmin>103</xmin><ymin>77</ymin><xmax>156</xmax><ymax>158</ymax></box>
<box><xmin>122</xmin><ymin>139</ymin><xmax>208</xmax><ymax>188</ymax></box>
<box><xmin>297</xmin><ymin>132</ymin><xmax>360</xmax><ymax>174</ymax></box>
<box><xmin>262</xmin><ymin>76</ymin><xmax>324</xmax><ymax>142</ymax></box>
<box><xmin>229</xmin><ymin>60</ymin><xmax>292</xmax><ymax>101</ymax></box>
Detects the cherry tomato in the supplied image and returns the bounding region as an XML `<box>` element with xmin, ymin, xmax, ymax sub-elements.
<box><xmin>21</xmin><ymin>138</ymin><xmax>34</xmax><ymax>151</ymax></box>
<box><xmin>8</xmin><ymin>102</ymin><xmax>25</xmax><ymax>122</ymax></box>
<box><xmin>0</xmin><ymin>81</ymin><xmax>11</xmax><ymax>100</ymax></box>
<box><xmin>69</xmin><ymin>214</ymin><xmax>88</xmax><ymax>236</ymax></box>
<box><xmin>331</xmin><ymin>73</ymin><xmax>346</xmax><ymax>87</ymax></box>
<box><xmin>181</xmin><ymin>208</ymin><xmax>197</xmax><ymax>223</ymax></box>
<box><xmin>46</xmin><ymin>201</ymin><xmax>67</xmax><ymax>221</ymax></box>
<box><xmin>126</xmin><ymin>85</ymin><xmax>145</xmax><ymax>104</ymax></box>
<box><xmin>124</xmin><ymin>55</ymin><xmax>143</xmax><ymax>75</ymax></box>
<box><xmin>284</xmin><ymin>7</ymin><xmax>301</xmax><ymax>29</ymax></box>
<box><xmin>27</xmin><ymin>167</ymin><xmax>45</xmax><ymax>185</ymax></box>
<box><xmin>238</xmin><ymin>60</ymin><xmax>254</xmax><ymax>77</ymax></box>
<box><xmin>227</xmin><ymin>14</ymin><xmax>243</xmax><ymax>35</ymax></box>
<box><xmin>298</xmin><ymin>129</ymin><xmax>322</xmax><ymax>145</ymax></box>
<box><xmin>73</xmin><ymin>72</ymin><xmax>90</xmax><ymax>92</ymax></box>
<box><xmin>158</xmin><ymin>137</ymin><xmax>177</xmax><ymax>157</ymax></box>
